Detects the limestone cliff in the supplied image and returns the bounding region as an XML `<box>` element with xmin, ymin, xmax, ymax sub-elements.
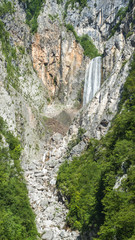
<box><xmin>32</xmin><ymin>25</ymin><xmax>85</xmax><ymax>105</ymax></box>
<box><xmin>0</xmin><ymin>0</ymin><xmax>135</xmax><ymax>239</ymax></box>
<box><xmin>68</xmin><ymin>0</ymin><xmax>135</xmax><ymax>149</ymax></box>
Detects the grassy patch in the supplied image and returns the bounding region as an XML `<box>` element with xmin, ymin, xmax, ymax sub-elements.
<box><xmin>48</xmin><ymin>13</ymin><xmax>59</xmax><ymax>21</ymax></box>
<box><xmin>126</xmin><ymin>31</ymin><xmax>133</xmax><ymax>39</ymax></box>
<box><xmin>79</xmin><ymin>34</ymin><xmax>100</xmax><ymax>59</ymax></box>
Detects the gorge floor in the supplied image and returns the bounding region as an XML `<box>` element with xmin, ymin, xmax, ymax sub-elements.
<box><xmin>23</xmin><ymin>107</ymin><xmax>80</xmax><ymax>240</ymax></box>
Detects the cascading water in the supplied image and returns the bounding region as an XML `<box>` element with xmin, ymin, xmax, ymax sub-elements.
<box><xmin>83</xmin><ymin>56</ymin><xmax>101</xmax><ymax>105</ymax></box>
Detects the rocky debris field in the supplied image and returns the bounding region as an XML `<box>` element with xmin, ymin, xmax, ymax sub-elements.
<box><xmin>23</xmin><ymin>132</ymin><xmax>80</xmax><ymax>240</ymax></box>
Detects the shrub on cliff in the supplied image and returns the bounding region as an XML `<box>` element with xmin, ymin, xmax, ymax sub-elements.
<box><xmin>66</xmin><ymin>24</ymin><xmax>100</xmax><ymax>59</ymax></box>
<box><xmin>19</xmin><ymin>0</ymin><xmax>44</xmax><ymax>33</ymax></box>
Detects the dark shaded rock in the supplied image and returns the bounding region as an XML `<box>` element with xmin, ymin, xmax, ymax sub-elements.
<box><xmin>100</xmin><ymin>119</ymin><xmax>109</xmax><ymax>127</ymax></box>
<box><xmin>131</xmin><ymin>35</ymin><xmax>135</xmax><ymax>47</ymax></box>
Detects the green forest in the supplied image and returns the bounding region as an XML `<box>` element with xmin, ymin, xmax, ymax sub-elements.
<box><xmin>0</xmin><ymin>118</ymin><xmax>38</xmax><ymax>240</ymax></box>
<box><xmin>57</xmin><ymin>53</ymin><xmax>135</xmax><ymax>239</ymax></box>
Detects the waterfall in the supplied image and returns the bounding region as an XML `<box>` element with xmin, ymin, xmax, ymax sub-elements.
<box><xmin>83</xmin><ymin>56</ymin><xmax>101</xmax><ymax>105</ymax></box>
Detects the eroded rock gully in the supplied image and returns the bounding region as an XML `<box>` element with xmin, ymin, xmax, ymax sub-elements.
<box><xmin>0</xmin><ymin>0</ymin><xmax>135</xmax><ymax>239</ymax></box>
<box><xmin>24</xmin><ymin>131</ymin><xmax>80</xmax><ymax>240</ymax></box>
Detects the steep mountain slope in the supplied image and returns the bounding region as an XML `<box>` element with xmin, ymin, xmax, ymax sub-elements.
<box><xmin>0</xmin><ymin>117</ymin><xmax>38</xmax><ymax>239</ymax></box>
<box><xmin>0</xmin><ymin>0</ymin><xmax>135</xmax><ymax>239</ymax></box>
<box><xmin>57</xmin><ymin>53</ymin><xmax>135</xmax><ymax>239</ymax></box>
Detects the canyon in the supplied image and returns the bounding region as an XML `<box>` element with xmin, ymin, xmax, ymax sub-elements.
<box><xmin>0</xmin><ymin>0</ymin><xmax>135</xmax><ymax>239</ymax></box>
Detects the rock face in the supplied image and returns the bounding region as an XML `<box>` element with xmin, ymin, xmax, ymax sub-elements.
<box><xmin>68</xmin><ymin>0</ymin><xmax>135</xmax><ymax>142</ymax></box>
<box><xmin>32</xmin><ymin>30</ymin><xmax>85</xmax><ymax>104</ymax></box>
<box><xmin>69</xmin><ymin>35</ymin><xmax>134</xmax><ymax>140</ymax></box>
<box><xmin>0</xmin><ymin>0</ymin><xmax>48</xmax><ymax>167</ymax></box>
<box><xmin>0</xmin><ymin>0</ymin><xmax>135</xmax><ymax>239</ymax></box>
<box><xmin>65</xmin><ymin>0</ymin><xmax>128</xmax><ymax>50</ymax></box>
<box><xmin>32</xmin><ymin>1</ymin><xmax>86</xmax><ymax>105</ymax></box>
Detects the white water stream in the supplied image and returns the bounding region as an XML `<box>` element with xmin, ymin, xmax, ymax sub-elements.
<box><xmin>83</xmin><ymin>56</ymin><xmax>101</xmax><ymax>105</ymax></box>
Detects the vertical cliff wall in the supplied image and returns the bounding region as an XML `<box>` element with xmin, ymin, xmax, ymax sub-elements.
<box><xmin>32</xmin><ymin>1</ymin><xmax>87</xmax><ymax>106</ymax></box>
<box><xmin>0</xmin><ymin>0</ymin><xmax>135</xmax><ymax>239</ymax></box>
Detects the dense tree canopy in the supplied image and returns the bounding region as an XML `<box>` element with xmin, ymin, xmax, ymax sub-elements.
<box><xmin>0</xmin><ymin>118</ymin><xmax>38</xmax><ymax>240</ymax></box>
